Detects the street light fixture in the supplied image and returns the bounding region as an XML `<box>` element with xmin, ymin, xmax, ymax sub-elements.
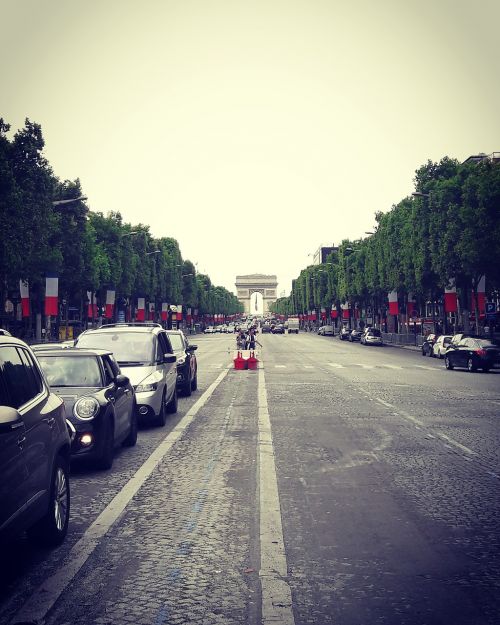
<box><xmin>146</xmin><ymin>250</ymin><xmax>161</xmax><ymax>256</ymax></box>
<box><xmin>121</xmin><ymin>231</ymin><xmax>140</xmax><ymax>238</ymax></box>
<box><xmin>52</xmin><ymin>195</ymin><xmax>87</xmax><ymax>207</ymax></box>
<box><xmin>412</xmin><ymin>192</ymin><xmax>430</xmax><ymax>198</ymax></box>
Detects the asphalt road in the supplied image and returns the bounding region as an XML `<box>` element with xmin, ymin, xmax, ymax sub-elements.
<box><xmin>1</xmin><ymin>331</ymin><xmax>499</xmax><ymax>625</ymax></box>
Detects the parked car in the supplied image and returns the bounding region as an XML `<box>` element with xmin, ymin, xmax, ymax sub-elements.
<box><xmin>0</xmin><ymin>335</ymin><xmax>72</xmax><ymax>545</ymax></box>
<box><xmin>361</xmin><ymin>327</ymin><xmax>383</xmax><ymax>346</ymax></box>
<box><xmin>166</xmin><ymin>330</ymin><xmax>198</xmax><ymax>396</ymax></box>
<box><xmin>261</xmin><ymin>324</ymin><xmax>272</xmax><ymax>334</ymax></box>
<box><xmin>36</xmin><ymin>348</ymin><xmax>137</xmax><ymax>469</ymax></box>
<box><xmin>272</xmin><ymin>324</ymin><xmax>285</xmax><ymax>334</ymax></box>
<box><xmin>421</xmin><ymin>333</ymin><xmax>438</xmax><ymax>356</ymax></box>
<box><xmin>338</xmin><ymin>326</ymin><xmax>351</xmax><ymax>340</ymax></box>
<box><xmin>76</xmin><ymin>323</ymin><xmax>178</xmax><ymax>426</ymax></box>
<box><xmin>318</xmin><ymin>325</ymin><xmax>334</xmax><ymax>336</ymax></box>
<box><xmin>444</xmin><ymin>337</ymin><xmax>500</xmax><ymax>372</ymax></box>
<box><xmin>432</xmin><ymin>335</ymin><xmax>453</xmax><ymax>358</ymax></box>
<box><xmin>204</xmin><ymin>326</ymin><xmax>215</xmax><ymax>334</ymax></box>
<box><xmin>349</xmin><ymin>329</ymin><xmax>363</xmax><ymax>342</ymax></box>
<box><xmin>0</xmin><ymin>328</ymin><xmax>12</xmax><ymax>336</ymax></box>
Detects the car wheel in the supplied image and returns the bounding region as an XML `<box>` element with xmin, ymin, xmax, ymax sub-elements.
<box><xmin>123</xmin><ymin>406</ymin><xmax>138</xmax><ymax>447</ymax></box>
<box><xmin>445</xmin><ymin>356</ymin><xmax>454</xmax><ymax>370</ymax></box>
<box><xmin>166</xmin><ymin>386</ymin><xmax>178</xmax><ymax>414</ymax></box>
<box><xmin>467</xmin><ymin>358</ymin><xmax>477</xmax><ymax>372</ymax></box>
<box><xmin>27</xmin><ymin>456</ymin><xmax>70</xmax><ymax>547</ymax></box>
<box><xmin>191</xmin><ymin>370</ymin><xmax>198</xmax><ymax>391</ymax></box>
<box><xmin>96</xmin><ymin>418</ymin><xmax>114</xmax><ymax>470</ymax></box>
<box><xmin>155</xmin><ymin>390</ymin><xmax>167</xmax><ymax>427</ymax></box>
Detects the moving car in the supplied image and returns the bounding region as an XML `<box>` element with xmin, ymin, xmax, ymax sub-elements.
<box><xmin>36</xmin><ymin>348</ymin><xmax>137</xmax><ymax>469</ymax></box>
<box><xmin>444</xmin><ymin>337</ymin><xmax>500</xmax><ymax>372</ymax></box>
<box><xmin>76</xmin><ymin>323</ymin><xmax>178</xmax><ymax>426</ymax></box>
<box><xmin>166</xmin><ymin>330</ymin><xmax>198</xmax><ymax>396</ymax></box>
<box><xmin>0</xmin><ymin>335</ymin><xmax>72</xmax><ymax>546</ymax></box>
<box><xmin>432</xmin><ymin>335</ymin><xmax>452</xmax><ymax>358</ymax></box>
<box><xmin>361</xmin><ymin>327</ymin><xmax>383</xmax><ymax>345</ymax></box>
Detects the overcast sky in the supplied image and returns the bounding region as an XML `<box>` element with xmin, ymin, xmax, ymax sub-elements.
<box><xmin>2</xmin><ymin>0</ymin><xmax>499</xmax><ymax>295</ymax></box>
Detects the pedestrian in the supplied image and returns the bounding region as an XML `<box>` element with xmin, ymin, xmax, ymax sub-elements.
<box><xmin>246</xmin><ymin>327</ymin><xmax>262</xmax><ymax>350</ymax></box>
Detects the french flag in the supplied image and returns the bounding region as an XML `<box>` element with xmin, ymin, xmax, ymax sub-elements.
<box><xmin>341</xmin><ymin>303</ymin><xmax>350</xmax><ymax>319</ymax></box>
<box><xmin>388</xmin><ymin>291</ymin><xmax>398</xmax><ymax>315</ymax></box>
<box><xmin>444</xmin><ymin>281</ymin><xmax>458</xmax><ymax>313</ymax></box>
<box><xmin>136</xmin><ymin>297</ymin><xmax>145</xmax><ymax>321</ymax></box>
<box><xmin>105</xmin><ymin>290</ymin><xmax>115</xmax><ymax>319</ymax></box>
<box><xmin>87</xmin><ymin>291</ymin><xmax>98</xmax><ymax>319</ymax></box>
<box><xmin>45</xmin><ymin>274</ymin><xmax>59</xmax><ymax>316</ymax></box>
<box><xmin>406</xmin><ymin>293</ymin><xmax>416</xmax><ymax>318</ymax></box>
<box><xmin>149</xmin><ymin>302</ymin><xmax>155</xmax><ymax>320</ymax></box>
<box><xmin>19</xmin><ymin>280</ymin><xmax>30</xmax><ymax>317</ymax></box>
<box><xmin>161</xmin><ymin>302</ymin><xmax>168</xmax><ymax>321</ymax></box>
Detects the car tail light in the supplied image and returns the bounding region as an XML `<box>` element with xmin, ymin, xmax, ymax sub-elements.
<box><xmin>476</xmin><ymin>349</ymin><xmax>487</xmax><ymax>357</ymax></box>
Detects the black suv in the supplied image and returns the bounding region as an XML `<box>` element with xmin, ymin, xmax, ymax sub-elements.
<box><xmin>0</xmin><ymin>336</ymin><xmax>72</xmax><ymax>545</ymax></box>
<box><xmin>166</xmin><ymin>330</ymin><xmax>198</xmax><ymax>396</ymax></box>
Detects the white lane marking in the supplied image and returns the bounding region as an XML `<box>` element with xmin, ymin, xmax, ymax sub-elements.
<box><xmin>374</xmin><ymin>397</ymin><xmax>477</xmax><ymax>455</ymax></box>
<box><xmin>354</xmin><ymin>363</ymin><xmax>374</xmax><ymax>369</ymax></box>
<box><xmin>211</xmin><ymin>363</ymin><xmax>223</xmax><ymax>369</ymax></box>
<box><xmin>304</xmin><ymin>365</ymin><xmax>314</xmax><ymax>369</ymax></box>
<box><xmin>328</xmin><ymin>362</ymin><xmax>344</xmax><ymax>368</ymax></box>
<box><xmin>258</xmin><ymin>367</ymin><xmax>295</xmax><ymax>625</ymax></box>
<box><xmin>382</xmin><ymin>364</ymin><xmax>403</xmax><ymax>370</ymax></box>
<box><xmin>415</xmin><ymin>365</ymin><xmax>437</xmax><ymax>371</ymax></box>
<box><xmin>12</xmin><ymin>368</ymin><xmax>230</xmax><ymax>625</ymax></box>
<box><xmin>275</xmin><ymin>364</ymin><xmax>287</xmax><ymax>368</ymax></box>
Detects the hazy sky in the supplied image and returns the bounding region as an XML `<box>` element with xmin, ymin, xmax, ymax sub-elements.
<box><xmin>2</xmin><ymin>0</ymin><xmax>499</xmax><ymax>295</ymax></box>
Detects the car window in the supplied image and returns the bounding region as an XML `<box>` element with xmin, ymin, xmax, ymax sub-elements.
<box><xmin>77</xmin><ymin>331</ymin><xmax>154</xmax><ymax>364</ymax></box>
<box><xmin>167</xmin><ymin>333</ymin><xmax>185</xmax><ymax>351</ymax></box>
<box><xmin>158</xmin><ymin>332</ymin><xmax>173</xmax><ymax>355</ymax></box>
<box><xmin>104</xmin><ymin>354</ymin><xmax>121</xmax><ymax>378</ymax></box>
<box><xmin>0</xmin><ymin>345</ymin><xmax>44</xmax><ymax>409</ymax></box>
<box><xmin>457</xmin><ymin>339</ymin><xmax>469</xmax><ymax>347</ymax></box>
<box><xmin>101</xmin><ymin>357</ymin><xmax>115</xmax><ymax>385</ymax></box>
<box><xmin>37</xmin><ymin>355</ymin><xmax>103</xmax><ymax>387</ymax></box>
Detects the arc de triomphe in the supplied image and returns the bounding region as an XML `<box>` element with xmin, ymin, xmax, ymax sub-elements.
<box><xmin>235</xmin><ymin>274</ymin><xmax>278</xmax><ymax>315</ymax></box>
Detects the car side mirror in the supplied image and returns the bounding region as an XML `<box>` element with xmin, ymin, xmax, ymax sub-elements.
<box><xmin>115</xmin><ymin>374</ymin><xmax>130</xmax><ymax>388</ymax></box>
<box><xmin>164</xmin><ymin>353</ymin><xmax>177</xmax><ymax>364</ymax></box>
<box><xmin>0</xmin><ymin>405</ymin><xmax>24</xmax><ymax>433</ymax></box>
<box><xmin>187</xmin><ymin>345</ymin><xmax>198</xmax><ymax>352</ymax></box>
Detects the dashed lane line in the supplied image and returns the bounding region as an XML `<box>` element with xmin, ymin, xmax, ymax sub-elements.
<box><xmin>11</xmin><ymin>368</ymin><xmax>230</xmax><ymax>625</ymax></box>
<box><xmin>258</xmin><ymin>365</ymin><xmax>295</xmax><ymax>625</ymax></box>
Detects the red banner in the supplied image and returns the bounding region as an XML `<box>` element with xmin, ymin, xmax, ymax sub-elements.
<box><xmin>45</xmin><ymin>275</ymin><xmax>58</xmax><ymax>316</ymax></box>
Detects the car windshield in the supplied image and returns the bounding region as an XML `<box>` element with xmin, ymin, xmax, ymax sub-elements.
<box><xmin>77</xmin><ymin>332</ymin><xmax>154</xmax><ymax>364</ymax></box>
<box><xmin>38</xmin><ymin>355</ymin><xmax>102</xmax><ymax>387</ymax></box>
<box><xmin>477</xmin><ymin>339</ymin><xmax>500</xmax><ymax>347</ymax></box>
<box><xmin>168</xmin><ymin>334</ymin><xmax>184</xmax><ymax>351</ymax></box>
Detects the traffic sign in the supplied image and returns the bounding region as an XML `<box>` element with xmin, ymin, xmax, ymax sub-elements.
<box><xmin>485</xmin><ymin>302</ymin><xmax>496</xmax><ymax>318</ymax></box>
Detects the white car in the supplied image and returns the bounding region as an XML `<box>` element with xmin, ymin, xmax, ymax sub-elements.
<box><xmin>432</xmin><ymin>334</ymin><xmax>452</xmax><ymax>358</ymax></box>
<box><xmin>318</xmin><ymin>325</ymin><xmax>334</xmax><ymax>336</ymax></box>
<box><xmin>204</xmin><ymin>326</ymin><xmax>215</xmax><ymax>334</ymax></box>
<box><xmin>361</xmin><ymin>328</ymin><xmax>383</xmax><ymax>345</ymax></box>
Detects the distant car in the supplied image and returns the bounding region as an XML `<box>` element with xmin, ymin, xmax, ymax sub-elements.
<box><xmin>338</xmin><ymin>326</ymin><xmax>351</xmax><ymax>340</ymax></box>
<box><xmin>261</xmin><ymin>324</ymin><xmax>272</xmax><ymax>334</ymax></box>
<box><xmin>204</xmin><ymin>326</ymin><xmax>215</xmax><ymax>334</ymax></box>
<box><xmin>432</xmin><ymin>335</ymin><xmax>453</xmax><ymax>358</ymax></box>
<box><xmin>166</xmin><ymin>330</ymin><xmax>198</xmax><ymax>396</ymax></box>
<box><xmin>36</xmin><ymin>348</ymin><xmax>137</xmax><ymax>469</ymax></box>
<box><xmin>361</xmin><ymin>328</ymin><xmax>383</xmax><ymax>346</ymax></box>
<box><xmin>349</xmin><ymin>329</ymin><xmax>363</xmax><ymax>342</ymax></box>
<box><xmin>272</xmin><ymin>324</ymin><xmax>285</xmax><ymax>334</ymax></box>
<box><xmin>318</xmin><ymin>325</ymin><xmax>334</xmax><ymax>336</ymax></box>
<box><xmin>444</xmin><ymin>337</ymin><xmax>500</xmax><ymax>372</ymax></box>
<box><xmin>0</xmin><ymin>335</ymin><xmax>72</xmax><ymax>546</ymax></box>
<box><xmin>421</xmin><ymin>333</ymin><xmax>438</xmax><ymax>356</ymax></box>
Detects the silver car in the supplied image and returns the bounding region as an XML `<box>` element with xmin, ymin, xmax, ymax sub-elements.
<box><xmin>76</xmin><ymin>323</ymin><xmax>178</xmax><ymax>426</ymax></box>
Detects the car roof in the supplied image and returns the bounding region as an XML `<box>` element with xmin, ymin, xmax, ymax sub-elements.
<box><xmin>0</xmin><ymin>335</ymin><xmax>32</xmax><ymax>347</ymax></box>
<box><xmin>80</xmin><ymin>323</ymin><xmax>162</xmax><ymax>336</ymax></box>
<box><xmin>35</xmin><ymin>347</ymin><xmax>113</xmax><ymax>357</ymax></box>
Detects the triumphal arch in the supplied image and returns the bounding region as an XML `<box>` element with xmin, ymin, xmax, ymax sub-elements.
<box><xmin>235</xmin><ymin>274</ymin><xmax>278</xmax><ymax>315</ymax></box>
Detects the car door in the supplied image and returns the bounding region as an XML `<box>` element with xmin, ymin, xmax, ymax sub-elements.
<box><xmin>158</xmin><ymin>332</ymin><xmax>176</xmax><ymax>402</ymax></box>
<box><xmin>102</xmin><ymin>355</ymin><xmax>131</xmax><ymax>439</ymax></box>
<box><xmin>1</xmin><ymin>345</ymin><xmax>54</xmax><ymax>520</ymax></box>
<box><xmin>455</xmin><ymin>338</ymin><xmax>471</xmax><ymax>367</ymax></box>
<box><xmin>0</xmin><ymin>364</ymin><xmax>29</xmax><ymax>532</ymax></box>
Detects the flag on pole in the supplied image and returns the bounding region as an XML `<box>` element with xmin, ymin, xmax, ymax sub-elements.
<box><xmin>19</xmin><ymin>280</ymin><xmax>30</xmax><ymax>317</ymax></box>
<box><xmin>444</xmin><ymin>281</ymin><xmax>458</xmax><ymax>313</ymax></box>
<box><xmin>137</xmin><ymin>297</ymin><xmax>145</xmax><ymax>321</ymax></box>
<box><xmin>45</xmin><ymin>274</ymin><xmax>59</xmax><ymax>316</ymax></box>
<box><xmin>388</xmin><ymin>291</ymin><xmax>398</xmax><ymax>315</ymax></box>
<box><xmin>87</xmin><ymin>291</ymin><xmax>98</xmax><ymax>319</ymax></box>
<box><xmin>161</xmin><ymin>302</ymin><xmax>168</xmax><ymax>321</ymax></box>
<box><xmin>105</xmin><ymin>290</ymin><xmax>115</xmax><ymax>319</ymax></box>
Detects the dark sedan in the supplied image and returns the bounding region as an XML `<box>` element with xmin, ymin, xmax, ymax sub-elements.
<box><xmin>36</xmin><ymin>348</ymin><xmax>137</xmax><ymax>469</ymax></box>
<box><xmin>444</xmin><ymin>337</ymin><xmax>500</xmax><ymax>372</ymax></box>
<box><xmin>166</xmin><ymin>330</ymin><xmax>198</xmax><ymax>396</ymax></box>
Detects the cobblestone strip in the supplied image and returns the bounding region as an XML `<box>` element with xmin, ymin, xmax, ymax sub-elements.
<box><xmin>258</xmin><ymin>366</ymin><xmax>295</xmax><ymax>625</ymax></box>
<box><xmin>11</xmin><ymin>368</ymin><xmax>229</xmax><ymax>625</ymax></box>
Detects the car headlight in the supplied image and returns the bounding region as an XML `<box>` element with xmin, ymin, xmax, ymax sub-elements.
<box><xmin>74</xmin><ymin>396</ymin><xmax>100</xmax><ymax>421</ymax></box>
<box><xmin>135</xmin><ymin>370</ymin><xmax>163</xmax><ymax>393</ymax></box>
<box><xmin>176</xmin><ymin>356</ymin><xmax>186</xmax><ymax>366</ymax></box>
